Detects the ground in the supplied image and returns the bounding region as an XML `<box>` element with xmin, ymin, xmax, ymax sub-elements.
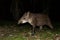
<box><xmin>0</xmin><ymin>20</ymin><xmax>60</xmax><ymax>40</ymax></box>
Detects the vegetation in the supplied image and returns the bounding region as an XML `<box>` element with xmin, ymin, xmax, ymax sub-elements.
<box><xmin>0</xmin><ymin>20</ymin><xmax>60</xmax><ymax>40</ymax></box>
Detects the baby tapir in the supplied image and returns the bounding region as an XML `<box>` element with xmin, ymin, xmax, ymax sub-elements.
<box><xmin>17</xmin><ymin>11</ymin><xmax>53</xmax><ymax>35</ymax></box>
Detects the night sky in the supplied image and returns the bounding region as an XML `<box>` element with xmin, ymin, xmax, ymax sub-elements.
<box><xmin>0</xmin><ymin>0</ymin><xmax>59</xmax><ymax>22</ymax></box>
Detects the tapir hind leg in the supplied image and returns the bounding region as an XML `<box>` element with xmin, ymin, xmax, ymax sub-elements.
<box><xmin>47</xmin><ymin>21</ymin><xmax>53</xmax><ymax>29</ymax></box>
<box><xmin>40</xmin><ymin>25</ymin><xmax>43</xmax><ymax>30</ymax></box>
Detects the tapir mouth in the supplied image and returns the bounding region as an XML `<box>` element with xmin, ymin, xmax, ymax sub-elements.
<box><xmin>18</xmin><ymin>20</ymin><xmax>28</xmax><ymax>24</ymax></box>
<box><xmin>22</xmin><ymin>20</ymin><xmax>27</xmax><ymax>23</ymax></box>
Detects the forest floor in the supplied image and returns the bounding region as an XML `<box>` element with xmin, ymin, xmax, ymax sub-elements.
<box><xmin>0</xmin><ymin>20</ymin><xmax>60</xmax><ymax>40</ymax></box>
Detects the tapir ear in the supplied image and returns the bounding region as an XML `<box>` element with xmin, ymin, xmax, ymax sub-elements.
<box><xmin>27</xmin><ymin>11</ymin><xmax>30</xmax><ymax>17</ymax></box>
<box><xmin>24</xmin><ymin>12</ymin><xmax>27</xmax><ymax>16</ymax></box>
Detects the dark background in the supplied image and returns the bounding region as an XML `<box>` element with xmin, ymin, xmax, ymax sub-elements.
<box><xmin>0</xmin><ymin>0</ymin><xmax>59</xmax><ymax>22</ymax></box>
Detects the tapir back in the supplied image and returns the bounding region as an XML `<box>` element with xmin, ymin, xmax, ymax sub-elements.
<box><xmin>35</xmin><ymin>14</ymin><xmax>49</xmax><ymax>26</ymax></box>
<box><xmin>29</xmin><ymin>13</ymin><xmax>53</xmax><ymax>29</ymax></box>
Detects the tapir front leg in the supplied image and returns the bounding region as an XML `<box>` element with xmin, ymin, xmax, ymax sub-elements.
<box><xmin>31</xmin><ymin>25</ymin><xmax>35</xmax><ymax>36</ymax></box>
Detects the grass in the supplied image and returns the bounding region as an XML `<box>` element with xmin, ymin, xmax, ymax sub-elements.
<box><xmin>0</xmin><ymin>20</ymin><xmax>60</xmax><ymax>40</ymax></box>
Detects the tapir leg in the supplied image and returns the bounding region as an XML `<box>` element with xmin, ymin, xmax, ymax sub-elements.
<box><xmin>40</xmin><ymin>25</ymin><xmax>43</xmax><ymax>30</ymax></box>
<box><xmin>47</xmin><ymin>21</ymin><xmax>53</xmax><ymax>29</ymax></box>
<box><xmin>31</xmin><ymin>26</ymin><xmax>35</xmax><ymax>36</ymax></box>
<box><xmin>47</xmin><ymin>18</ymin><xmax>53</xmax><ymax>29</ymax></box>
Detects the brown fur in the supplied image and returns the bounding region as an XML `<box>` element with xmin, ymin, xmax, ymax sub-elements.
<box><xmin>18</xmin><ymin>11</ymin><xmax>53</xmax><ymax>35</ymax></box>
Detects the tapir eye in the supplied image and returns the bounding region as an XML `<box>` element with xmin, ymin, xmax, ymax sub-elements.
<box><xmin>24</xmin><ymin>18</ymin><xmax>25</xmax><ymax>19</ymax></box>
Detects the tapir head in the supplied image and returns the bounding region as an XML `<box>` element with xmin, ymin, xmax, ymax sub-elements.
<box><xmin>18</xmin><ymin>11</ymin><xmax>30</xmax><ymax>24</ymax></box>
